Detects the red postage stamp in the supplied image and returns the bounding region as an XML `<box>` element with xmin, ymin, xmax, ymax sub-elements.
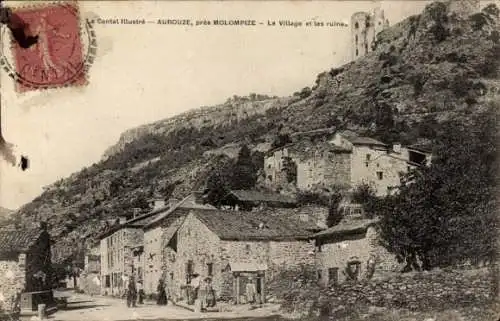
<box><xmin>8</xmin><ymin>2</ymin><xmax>87</xmax><ymax>92</ymax></box>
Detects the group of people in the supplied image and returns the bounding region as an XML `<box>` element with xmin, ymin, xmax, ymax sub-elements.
<box><xmin>124</xmin><ymin>275</ymin><xmax>145</xmax><ymax>308</ymax></box>
<box><xmin>189</xmin><ymin>273</ymin><xmax>216</xmax><ymax>309</ymax></box>
<box><xmin>125</xmin><ymin>276</ymin><xmax>169</xmax><ymax>307</ymax></box>
<box><xmin>124</xmin><ymin>274</ymin><xmax>216</xmax><ymax>309</ymax></box>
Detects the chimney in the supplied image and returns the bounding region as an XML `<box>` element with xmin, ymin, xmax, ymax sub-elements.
<box><xmin>132</xmin><ymin>208</ymin><xmax>141</xmax><ymax>218</ymax></box>
<box><xmin>392</xmin><ymin>143</ymin><xmax>402</xmax><ymax>154</ymax></box>
<box><xmin>119</xmin><ymin>216</ymin><xmax>127</xmax><ymax>224</ymax></box>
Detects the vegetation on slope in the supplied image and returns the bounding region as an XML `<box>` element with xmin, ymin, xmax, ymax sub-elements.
<box><xmin>5</xmin><ymin>1</ymin><xmax>499</xmax><ymax>265</ymax></box>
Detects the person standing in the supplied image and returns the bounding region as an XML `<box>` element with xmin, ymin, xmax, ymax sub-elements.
<box><xmin>137</xmin><ymin>280</ymin><xmax>145</xmax><ymax>305</ymax></box>
<box><xmin>156</xmin><ymin>278</ymin><xmax>167</xmax><ymax>305</ymax></box>
<box><xmin>126</xmin><ymin>275</ymin><xmax>137</xmax><ymax>308</ymax></box>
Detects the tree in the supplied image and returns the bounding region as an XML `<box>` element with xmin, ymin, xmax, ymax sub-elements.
<box><xmin>232</xmin><ymin>145</ymin><xmax>257</xmax><ymax>190</ymax></box>
<box><xmin>351</xmin><ymin>183</ymin><xmax>378</xmax><ymax>218</ymax></box>
<box><xmin>205</xmin><ymin>161</ymin><xmax>234</xmax><ymax>207</ymax></box>
<box><xmin>271</xmin><ymin>133</ymin><xmax>292</xmax><ymax>149</ymax></box>
<box><xmin>326</xmin><ymin>188</ymin><xmax>343</xmax><ymax>227</ymax></box>
<box><xmin>376</xmin><ymin>104</ymin><xmax>498</xmax><ymax>271</ymax></box>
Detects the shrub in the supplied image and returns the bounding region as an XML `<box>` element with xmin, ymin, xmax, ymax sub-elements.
<box><xmin>267</xmin><ymin>265</ymin><xmax>322</xmax><ymax>315</ymax></box>
<box><xmin>296</xmin><ymin>191</ymin><xmax>330</xmax><ymax>207</ymax></box>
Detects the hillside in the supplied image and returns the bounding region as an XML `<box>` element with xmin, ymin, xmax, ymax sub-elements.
<box><xmin>0</xmin><ymin>207</ymin><xmax>14</xmax><ymax>220</ymax></box>
<box><xmin>5</xmin><ymin>1</ymin><xmax>499</xmax><ymax>264</ymax></box>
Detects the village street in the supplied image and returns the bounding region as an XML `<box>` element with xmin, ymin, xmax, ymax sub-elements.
<box><xmin>33</xmin><ymin>291</ymin><xmax>284</xmax><ymax>321</ymax></box>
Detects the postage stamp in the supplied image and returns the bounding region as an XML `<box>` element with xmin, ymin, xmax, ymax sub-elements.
<box><xmin>0</xmin><ymin>2</ymin><xmax>96</xmax><ymax>92</ymax></box>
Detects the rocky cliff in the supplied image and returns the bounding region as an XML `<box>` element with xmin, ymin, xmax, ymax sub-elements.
<box><xmin>5</xmin><ymin>1</ymin><xmax>499</xmax><ymax>263</ymax></box>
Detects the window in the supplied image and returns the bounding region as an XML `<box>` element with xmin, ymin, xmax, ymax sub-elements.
<box><xmin>186</xmin><ymin>260</ymin><xmax>194</xmax><ymax>284</ymax></box>
<box><xmin>138</xmin><ymin>267</ymin><xmax>143</xmax><ymax>281</ymax></box>
<box><xmin>355</xmin><ymin>35</ymin><xmax>358</xmax><ymax>43</ymax></box>
<box><xmin>245</xmin><ymin>244</ymin><xmax>251</xmax><ymax>255</ymax></box>
<box><xmin>105</xmin><ymin>275</ymin><xmax>110</xmax><ymax>287</ymax></box>
<box><xmin>317</xmin><ymin>270</ymin><xmax>322</xmax><ymax>280</ymax></box>
<box><xmin>328</xmin><ymin>268</ymin><xmax>339</xmax><ymax>285</ymax></box>
<box><xmin>377</xmin><ymin>171</ymin><xmax>383</xmax><ymax>180</ymax></box>
<box><xmin>355</xmin><ymin>49</ymin><xmax>358</xmax><ymax>56</ymax></box>
<box><xmin>366</xmin><ymin>154</ymin><xmax>371</xmax><ymax>161</ymax></box>
<box><xmin>365</xmin><ymin>43</ymin><xmax>368</xmax><ymax>53</ymax></box>
<box><xmin>207</xmin><ymin>263</ymin><xmax>213</xmax><ymax>276</ymax></box>
<box><xmin>316</xmin><ymin>241</ymin><xmax>322</xmax><ymax>252</ymax></box>
<box><xmin>354</xmin><ymin>22</ymin><xmax>359</xmax><ymax>29</ymax></box>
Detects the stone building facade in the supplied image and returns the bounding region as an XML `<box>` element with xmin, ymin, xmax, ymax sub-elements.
<box><xmin>0</xmin><ymin>225</ymin><xmax>52</xmax><ymax>313</ymax></box>
<box><xmin>264</xmin><ymin>148</ymin><xmax>292</xmax><ymax>188</ymax></box>
<box><xmin>264</xmin><ymin>130</ymin><xmax>432</xmax><ymax>197</ymax></box>
<box><xmin>143</xmin><ymin>207</ymin><xmax>316</xmax><ymax>304</ymax></box>
<box><xmin>351</xmin><ymin>5</ymin><xmax>389</xmax><ymax>60</ymax></box>
<box><xmin>98</xmin><ymin>206</ymin><xmax>167</xmax><ymax>296</ymax></box>
<box><xmin>296</xmin><ymin>146</ymin><xmax>352</xmax><ymax>191</ymax></box>
<box><xmin>312</xmin><ymin>218</ymin><xmax>397</xmax><ymax>286</ymax></box>
<box><xmin>142</xmin><ymin>194</ymin><xmax>217</xmax><ymax>295</ymax></box>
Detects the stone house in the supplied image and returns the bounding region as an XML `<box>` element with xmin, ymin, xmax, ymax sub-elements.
<box><xmin>0</xmin><ymin>224</ymin><xmax>52</xmax><ymax>313</ymax></box>
<box><xmin>264</xmin><ymin>130</ymin><xmax>432</xmax><ymax>197</ymax></box>
<box><xmin>263</xmin><ymin>147</ymin><xmax>294</xmax><ymax>188</ymax></box>
<box><xmin>84</xmin><ymin>246</ymin><xmax>100</xmax><ymax>273</ymax></box>
<box><xmin>145</xmin><ymin>208</ymin><xmax>317</xmax><ymax>304</ymax></box>
<box><xmin>312</xmin><ymin>218</ymin><xmax>397</xmax><ymax>286</ymax></box>
<box><xmin>80</xmin><ymin>246</ymin><xmax>101</xmax><ymax>295</ymax></box>
<box><xmin>98</xmin><ymin>201</ymin><xmax>168</xmax><ymax>296</ymax></box>
<box><xmin>142</xmin><ymin>194</ymin><xmax>217</xmax><ymax>295</ymax></box>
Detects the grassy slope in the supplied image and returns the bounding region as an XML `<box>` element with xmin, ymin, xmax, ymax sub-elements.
<box><xmin>6</xmin><ymin>1</ymin><xmax>499</xmax><ymax>263</ymax></box>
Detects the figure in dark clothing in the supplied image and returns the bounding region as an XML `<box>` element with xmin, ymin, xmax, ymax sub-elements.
<box><xmin>137</xmin><ymin>280</ymin><xmax>145</xmax><ymax>305</ymax></box>
<box><xmin>126</xmin><ymin>276</ymin><xmax>137</xmax><ymax>308</ymax></box>
<box><xmin>156</xmin><ymin>279</ymin><xmax>167</xmax><ymax>305</ymax></box>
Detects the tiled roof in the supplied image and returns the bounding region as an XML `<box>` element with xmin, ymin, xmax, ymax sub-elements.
<box><xmin>227</xmin><ymin>190</ymin><xmax>297</xmax><ymax>204</ymax></box>
<box><xmin>192</xmin><ymin>209</ymin><xmax>314</xmax><ymax>241</ymax></box>
<box><xmin>339</xmin><ymin>131</ymin><xmax>387</xmax><ymax>147</ymax></box>
<box><xmin>0</xmin><ymin>228</ymin><xmax>45</xmax><ymax>254</ymax></box>
<box><xmin>97</xmin><ymin>207</ymin><xmax>168</xmax><ymax>240</ymax></box>
<box><xmin>144</xmin><ymin>194</ymin><xmax>215</xmax><ymax>229</ymax></box>
<box><xmin>407</xmin><ymin>142</ymin><xmax>433</xmax><ymax>154</ymax></box>
<box><xmin>287</xmin><ymin>141</ymin><xmax>351</xmax><ymax>155</ymax></box>
<box><xmin>312</xmin><ymin>218</ymin><xmax>379</xmax><ymax>239</ymax></box>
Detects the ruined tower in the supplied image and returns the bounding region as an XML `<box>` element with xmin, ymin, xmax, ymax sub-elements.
<box><xmin>351</xmin><ymin>3</ymin><xmax>389</xmax><ymax>61</ymax></box>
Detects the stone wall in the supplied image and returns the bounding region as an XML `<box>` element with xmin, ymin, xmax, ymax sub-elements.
<box><xmin>143</xmin><ymin>226</ymin><xmax>163</xmax><ymax>295</ymax></box>
<box><xmin>173</xmin><ymin>214</ymin><xmax>220</xmax><ymax>301</ymax></box>
<box><xmin>297</xmin><ymin>152</ymin><xmax>351</xmax><ymax>191</ymax></box>
<box><xmin>269</xmin><ymin>241</ymin><xmax>315</xmax><ymax>278</ymax></box>
<box><xmin>0</xmin><ymin>259</ymin><xmax>25</xmax><ymax>312</ymax></box>
<box><xmin>325</xmin><ymin>268</ymin><xmax>496</xmax><ymax>311</ymax></box>
<box><xmin>316</xmin><ymin>226</ymin><xmax>399</xmax><ymax>286</ymax></box>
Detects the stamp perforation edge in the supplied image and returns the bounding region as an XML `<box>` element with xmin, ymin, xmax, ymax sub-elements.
<box><xmin>4</xmin><ymin>0</ymin><xmax>95</xmax><ymax>93</ymax></box>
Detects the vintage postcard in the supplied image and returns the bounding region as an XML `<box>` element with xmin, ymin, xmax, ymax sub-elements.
<box><xmin>0</xmin><ymin>0</ymin><xmax>498</xmax><ymax>320</ymax></box>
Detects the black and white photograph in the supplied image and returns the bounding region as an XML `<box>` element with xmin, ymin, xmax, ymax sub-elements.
<box><xmin>0</xmin><ymin>1</ymin><xmax>498</xmax><ymax>320</ymax></box>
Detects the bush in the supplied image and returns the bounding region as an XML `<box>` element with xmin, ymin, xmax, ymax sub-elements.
<box><xmin>267</xmin><ymin>265</ymin><xmax>322</xmax><ymax>315</ymax></box>
<box><xmin>296</xmin><ymin>191</ymin><xmax>330</xmax><ymax>207</ymax></box>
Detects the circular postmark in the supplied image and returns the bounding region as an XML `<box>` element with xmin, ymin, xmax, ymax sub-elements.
<box><xmin>0</xmin><ymin>2</ymin><xmax>96</xmax><ymax>92</ymax></box>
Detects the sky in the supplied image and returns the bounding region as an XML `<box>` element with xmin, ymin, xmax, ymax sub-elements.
<box><xmin>0</xmin><ymin>1</ymin><xmax>434</xmax><ymax>210</ymax></box>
